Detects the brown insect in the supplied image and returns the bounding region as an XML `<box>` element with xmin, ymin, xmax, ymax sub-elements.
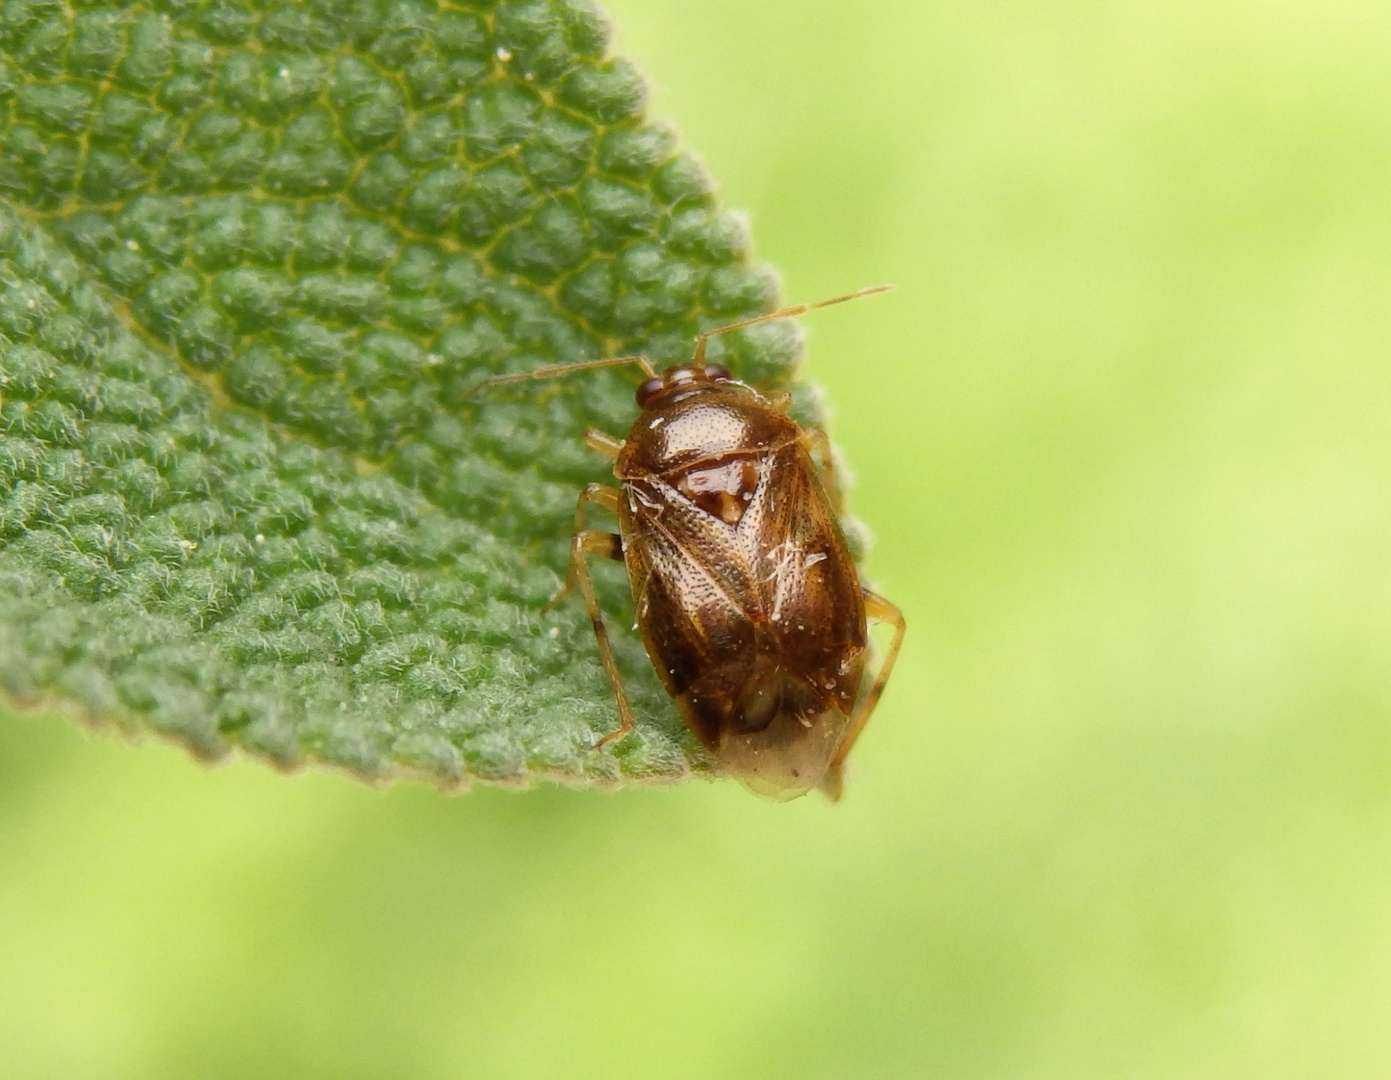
<box><xmin>472</xmin><ymin>288</ymin><xmax>905</xmax><ymax>800</ymax></box>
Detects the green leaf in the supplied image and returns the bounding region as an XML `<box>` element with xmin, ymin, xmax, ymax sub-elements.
<box><xmin>0</xmin><ymin>0</ymin><xmax>822</xmax><ymax>788</ymax></box>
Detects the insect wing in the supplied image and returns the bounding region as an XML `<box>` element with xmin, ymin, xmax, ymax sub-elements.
<box><xmin>619</xmin><ymin>472</ymin><xmax>761</xmax><ymax>715</ymax></box>
<box><xmin>619</xmin><ymin>444</ymin><xmax>867</xmax><ymax>754</ymax></box>
<box><xmin>738</xmin><ymin>444</ymin><xmax>867</xmax><ymax>717</ymax></box>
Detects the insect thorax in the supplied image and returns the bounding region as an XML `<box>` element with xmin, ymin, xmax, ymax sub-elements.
<box><xmin>617</xmin><ymin>384</ymin><xmax>800</xmax><ymax>479</ymax></box>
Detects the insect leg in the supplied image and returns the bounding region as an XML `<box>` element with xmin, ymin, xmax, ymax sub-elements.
<box><xmin>544</xmin><ymin>484</ymin><xmax>638</xmax><ymax>751</ymax></box>
<box><xmin>820</xmin><ymin>590</ymin><xmax>906</xmax><ymax>801</ymax></box>
<box><xmin>799</xmin><ymin>428</ymin><xmax>843</xmax><ymax>514</ymax></box>
<box><xmin>543</xmin><ymin>484</ymin><xmax>621</xmax><ymax>611</ymax></box>
<box><xmin>464</xmin><ymin>355</ymin><xmax>657</xmax><ymax>397</ymax></box>
<box><xmin>765</xmin><ymin>389</ymin><xmax>794</xmax><ymax>413</ymax></box>
<box><xmin>584</xmin><ymin>429</ymin><xmax>626</xmax><ymax>460</ymax></box>
<box><xmin>570</xmin><ymin>528</ymin><xmax>638</xmax><ymax>751</ymax></box>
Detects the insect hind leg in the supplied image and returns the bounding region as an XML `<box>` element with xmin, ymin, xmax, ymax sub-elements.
<box><xmin>819</xmin><ymin>590</ymin><xmax>906</xmax><ymax>801</ymax></box>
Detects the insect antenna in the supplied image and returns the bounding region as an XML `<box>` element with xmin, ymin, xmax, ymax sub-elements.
<box><xmin>692</xmin><ymin>284</ymin><xmax>894</xmax><ymax>367</ymax></box>
<box><xmin>464</xmin><ymin>354</ymin><xmax>659</xmax><ymax>398</ymax></box>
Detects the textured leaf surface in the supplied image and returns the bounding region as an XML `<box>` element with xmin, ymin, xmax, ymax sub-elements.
<box><xmin>0</xmin><ymin>0</ymin><xmax>813</xmax><ymax>787</ymax></box>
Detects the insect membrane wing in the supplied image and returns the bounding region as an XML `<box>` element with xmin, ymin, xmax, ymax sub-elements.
<box><xmin>715</xmin><ymin>685</ymin><xmax>855</xmax><ymax>801</ymax></box>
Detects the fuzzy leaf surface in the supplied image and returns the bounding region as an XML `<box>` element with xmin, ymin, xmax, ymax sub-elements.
<box><xmin>0</xmin><ymin>0</ymin><xmax>823</xmax><ymax>787</ymax></box>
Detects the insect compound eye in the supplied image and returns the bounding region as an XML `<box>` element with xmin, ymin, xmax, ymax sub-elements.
<box><xmin>703</xmin><ymin>364</ymin><xmax>732</xmax><ymax>382</ymax></box>
<box><xmin>637</xmin><ymin>377</ymin><xmax>664</xmax><ymax>406</ymax></box>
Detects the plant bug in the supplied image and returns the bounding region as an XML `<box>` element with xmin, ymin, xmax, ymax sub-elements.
<box><xmin>470</xmin><ymin>287</ymin><xmax>906</xmax><ymax>800</ymax></box>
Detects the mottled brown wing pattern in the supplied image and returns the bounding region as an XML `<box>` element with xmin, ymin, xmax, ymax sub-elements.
<box><xmin>620</xmin><ymin>444</ymin><xmax>867</xmax><ymax>728</ymax></box>
<box><xmin>619</xmin><ymin>470</ymin><xmax>760</xmax><ymax>704</ymax></box>
<box><xmin>740</xmin><ymin>445</ymin><xmax>867</xmax><ymax>716</ymax></box>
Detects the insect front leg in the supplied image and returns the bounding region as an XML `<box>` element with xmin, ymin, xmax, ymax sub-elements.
<box><xmin>799</xmin><ymin>428</ymin><xmax>843</xmax><ymax>514</ymax></box>
<box><xmin>584</xmin><ymin>429</ymin><xmax>625</xmax><ymax>460</ymax></box>
<box><xmin>547</xmin><ymin>484</ymin><xmax>637</xmax><ymax>751</ymax></box>
<box><xmin>820</xmin><ymin>590</ymin><xmax>906</xmax><ymax>800</ymax></box>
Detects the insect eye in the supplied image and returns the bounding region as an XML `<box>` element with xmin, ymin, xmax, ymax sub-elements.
<box><xmin>636</xmin><ymin>377</ymin><xmax>664</xmax><ymax>406</ymax></box>
<box><xmin>703</xmin><ymin>364</ymin><xmax>732</xmax><ymax>382</ymax></box>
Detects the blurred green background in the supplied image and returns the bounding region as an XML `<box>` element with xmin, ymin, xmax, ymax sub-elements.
<box><xmin>6</xmin><ymin>0</ymin><xmax>1391</xmax><ymax>1075</ymax></box>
